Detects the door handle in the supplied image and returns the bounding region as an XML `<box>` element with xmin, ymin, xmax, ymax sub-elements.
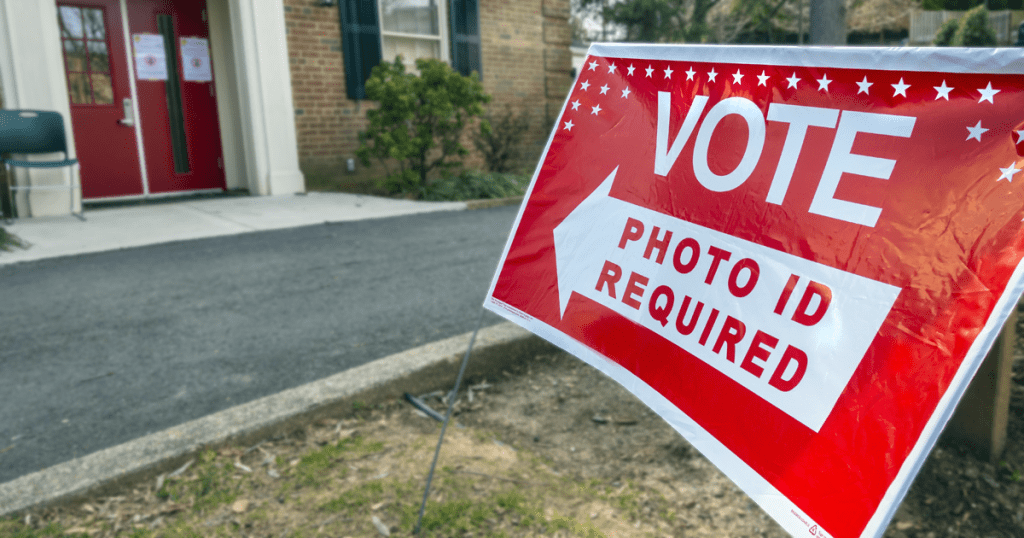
<box><xmin>118</xmin><ymin>97</ymin><xmax>135</xmax><ymax>127</ymax></box>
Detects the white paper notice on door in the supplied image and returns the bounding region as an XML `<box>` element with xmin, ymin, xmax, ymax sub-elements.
<box><xmin>133</xmin><ymin>33</ymin><xmax>167</xmax><ymax>81</ymax></box>
<box><xmin>180</xmin><ymin>37</ymin><xmax>212</xmax><ymax>82</ymax></box>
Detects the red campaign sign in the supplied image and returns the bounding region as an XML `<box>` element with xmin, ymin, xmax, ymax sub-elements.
<box><xmin>484</xmin><ymin>44</ymin><xmax>1024</xmax><ymax>538</ymax></box>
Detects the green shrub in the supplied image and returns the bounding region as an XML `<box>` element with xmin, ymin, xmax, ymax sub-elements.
<box><xmin>951</xmin><ymin>6</ymin><xmax>997</xmax><ymax>46</ymax></box>
<box><xmin>933</xmin><ymin>17</ymin><xmax>960</xmax><ymax>45</ymax></box>
<box><xmin>421</xmin><ymin>170</ymin><xmax>529</xmax><ymax>201</ymax></box>
<box><xmin>0</xmin><ymin>226</ymin><xmax>25</xmax><ymax>251</ymax></box>
<box><xmin>474</xmin><ymin>104</ymin><xmax>531</xmax><ymax>173</ymax></box>
<box><xmin>357</xmin><ymin>57</ymin><xmax>491</xmax><ymax>196</ymax></box>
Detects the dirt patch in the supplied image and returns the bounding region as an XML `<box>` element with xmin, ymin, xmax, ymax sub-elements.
<box><xmin>2</xmin><ymin>344</ymin><xmax>1023</xmax><ymax>537</ymax></box>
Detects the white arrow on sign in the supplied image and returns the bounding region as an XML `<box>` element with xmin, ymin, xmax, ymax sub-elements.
<box><xmin>552</xmin><ymin>167</ymin><xmax>901</xmax><ymax>431</ymax></box>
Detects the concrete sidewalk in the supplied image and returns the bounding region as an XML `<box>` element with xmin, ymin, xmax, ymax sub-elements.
<box><xmin>0</xmin><ymin>192</ymin><xmax>466</xmax><ymax>266</ymax></box>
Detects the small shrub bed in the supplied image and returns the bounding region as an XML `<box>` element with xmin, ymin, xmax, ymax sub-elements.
<box><xmin>0</xmin><ymin>226</ymin><xmax>25</xmax><ymax>252</ymax></box>
<box><xmin>420</xmin><ymin>171</ymin><xmax>530</xmax><ymax>202</ymax></box>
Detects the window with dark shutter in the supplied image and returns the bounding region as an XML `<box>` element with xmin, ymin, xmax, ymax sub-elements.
<box><xmin>339</xmin><ymin>0</ymin><xmax>383</xmax><ymax>100</ymax></box>
<box><xmin>449</xmin><ymin>0</ymin><xmax>481</xmax><ymax>77</ymax></box>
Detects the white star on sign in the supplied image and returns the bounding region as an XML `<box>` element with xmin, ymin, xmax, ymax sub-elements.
<box><xmin>978</xmin><ymin>82</ymin><xmax>1000</xmax><ymax>104</ymax></box>
<box><xmin>580</xmin><ymin>80</ymin><xmax>590</xmax><ymax>91</ymax></box>
<box><xmin>856</xmin><ymin>76</ymin><xmax>873</xmax><ymax>95</ymax></box>
<box><xmin>563</xmin><ymin>119</ymin><xmax>574</xmax><ymax>132</ymax></box>
<box><xmin>599</xmin><ymin>84</ymin><xmax>609</xmax><ymax>95</ymax></box>
<box><xmin>588</xmin><ymin>60</ymin><xmax>599</xmax><ymax>71</ymax></box>
<box><xmin>757</xmin><ymin>71</ymin><xmax>769</xmax><ymax>86</ymax></box>
<box><xmin>645</xmin><ymin>65</ymin><xmax>654</xmax><ymax>77</ymax></box>
<box><xmin>570</xmin><ymin>99</ymin><xmax>580</xmax><ymax>111</ymax></box>
<box><xmin>621</xmin><ymin>87</ymin><xmax>631</xmax><ymax>98</ymax></box>
<box><xmin>607</xmin><ymin>64</ymin><xmax>617</xmax><ymax>74</ymax></box>
<box><xmin>732</xmin><ymin>70</ymin><xmax>743</xmax><ymax>84</ymax></box>
<box><xmin>708</xmin><ymin>68</ymin><xmax>718</xmax><ymax>82</ymax></box>
<box><xmin>892</xmin><ymin>78</ymin><xmax>910</xmax><ymax>97</ymax></box>
<box><xmin>627</xmin><ymin>64</ymin><xmax>635</xmax><ymax>76</ymax></box>
<box><xmin>786</xmin><ymin>72</ymin><xmax>800</xmax><ymax>89</ymax></box>
<box><xmin>998</xmin><ymin>162</ymin><xmax>1021</xmax><ymax>182</ymax></box>
<box><xmin>591</xmin><ymin>104</ymin><xmax>602</xmax><ymax>115</ymax></box>
<box><xmin>934</xmin><ymin>80</ymin><xmax>953</xmax><ymax>100</ymax></box>
<box><xmin>1016</xmin><ymin>129</ymin><xmax>1024</xmax><ymax>145</ymax></box>
<box><xmin>685</xmin><ymin>67</ymin><xmax>695</xmax><ymax>80</ymax></box>
<box><xmin>966</xmin><ymin>121</ymin><xmax>988</xmax><ymax>142</ymax></box>
<box><xmin>817</xmin><ymin>73</ymin><xmax>832</xmax><ymax>92</ymax></box>
<box><xmin>664</xmin><ymin>66</ymin><xmax>674</xmax><ymax>79</ymax></box>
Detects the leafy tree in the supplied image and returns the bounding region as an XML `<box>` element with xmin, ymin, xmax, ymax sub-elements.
<box><xmin>570</xmin><ymin>0</ymin><xmax>606</xmax><ymax>42</ymax></box>
<box><xmin>579</xmin><ymin>0</ymin><xmax>718</xmax><ymax>43</ymax></box>
<box><xmin>932</xmin><ymin>17</ymin><xmax>959</xmax><ymax>45</ymax></box>
<box><xmin>357</xmin><ymin>57</ymin><xmax>491</xmax><ymax>195</ymax></box>
<box><xmin>604</xmin><ymin>0</ymin><xmax>688</xmax><ymax>41</ymax></box>
<box><xmin>951</xmin><ymin>5</ymin><xmax>997</xmax><ymax>46</ymax></box>
<box><xmin>720</xmin><ymin>0</ymin><xmax>796</xmax><ymax>43</ymax></box>
<box><xmin>686</xmin><ymin>0</ymin><xmax>719</xmax><ymax>41</ymax></box>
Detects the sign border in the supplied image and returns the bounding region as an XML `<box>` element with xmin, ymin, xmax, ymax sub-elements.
<box><xmin>484</xmin><ymin>43</ymin><xmax>1024</xmax><ymax>538</ymax></box>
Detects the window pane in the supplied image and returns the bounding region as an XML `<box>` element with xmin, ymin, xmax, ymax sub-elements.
<box><xmin>381</xmin><ymin>0</ymin><xmax>438</xmax><ymax>35</ymax></box>
<box><xmin>90</xmin><ymin>73</ymin><xmax>113</xmax><ymax>104</ymax></box>
<box><xmin>383</xmin><ymin>35</ymin><xmax>440</xmax><ymax>72</ymax></box>
<box><xmin>58</xmin><ymin>6</ymin><xmax>83</xmax><ymax>39</ymax></box>
<box><xmin>82</xmin><ymin>8</ymin><xmax>105</xmax><ymax>39</ymax></box>
<box><xmin>63</xmin><ymin>39</ymin><xmax>86</xmax><ymax>71</ymax></box>
<box><xmin>413</xmin><ymin>38</ymin><xmax>440</xmax><ymax>60</ymax></box>
<box><xmin>88</xmin><ymin>41</ymin><xmax>109</xmax><ymax>72</ymax></box>
<box><xmin>67</xmin><ymin>72</ymin><xmax>90</xmax><ymax>104</ymax></box>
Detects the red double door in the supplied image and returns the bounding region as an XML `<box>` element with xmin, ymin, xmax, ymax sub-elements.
<box><xmin>58</xmin><ymin>0</ymin><xmax>225</xmax><ymax>199</ymax></box>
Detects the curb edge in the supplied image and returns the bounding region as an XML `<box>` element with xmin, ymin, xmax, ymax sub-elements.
<box><xmin>0</xmin><ymin>321</ymin><xmax>554</xmax><ymax>518</ymax></box>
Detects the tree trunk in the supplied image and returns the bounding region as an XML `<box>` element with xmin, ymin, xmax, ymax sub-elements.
<box><xmin>810</xmin><ymin>0</ymin><xmax>847</xmax><ymax>44</ymax></box>
<box><xmin>687</xmin><ymin>0</ymin><xmax>716</xmax><ymax>42</ymax></box>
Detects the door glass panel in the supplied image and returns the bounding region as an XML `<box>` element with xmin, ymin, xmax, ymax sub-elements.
<box><xmin>63</xmin><ymin>40</ymin><xmax>86</xmax><ymax>71</ymax></box>
<box><xmin>82</xmin><ymin>8</ymin><xmax>106</xmax><ymax>39</ymax></box>
<box><xmin>157</xmin><ymin>13</ymin><xmax>191</xmax><ymax>174</ymax></box>
<box><xmin>90</xmin><ymin>73</ymin><xmax>113</xmax><ymax>104</ymax></box>
<box><xmin>58</xmin><ymin>6</ymin><xmax>83</xmax><ymax>39</ymax></box>
<box><xmin>67</xmin><ymin>73</ymin><xmax>90</xmax><ymax>104</ymax></box>
<box><xmin>88</xmin><ymin>41</ymin><xmax>109</xmax><ymax>72</ymax></box>
<box><xmin>58</xmin><ymin>5</ymin><xmax>113</xmax><ymax>106</ymax></box>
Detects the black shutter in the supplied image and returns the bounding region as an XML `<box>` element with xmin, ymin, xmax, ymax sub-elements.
<box><xmin>449</xmin><ymin>0</ymin><xmax>482</xmax><ymax>78</ymax></box>
<box><xmin>339</xmin><ymin>0</ymin><xmax>382</xmax><ymax>100</ymax></box>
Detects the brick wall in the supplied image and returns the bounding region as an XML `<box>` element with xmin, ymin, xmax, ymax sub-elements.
<box><xmin>283</xmin><ymin>0</ymin><xmax>572</xmax><ymax>190</ymax></box>
<box><xmin>479</xmin><ymin>0</ymin><xmax>573</xmax><ymax>169</ymax></box>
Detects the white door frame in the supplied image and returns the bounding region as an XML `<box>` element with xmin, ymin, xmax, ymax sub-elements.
<box><xmin>118</xmin><ymin>0</ymin><xmax>151</xmax><ymax>198</ymax></box>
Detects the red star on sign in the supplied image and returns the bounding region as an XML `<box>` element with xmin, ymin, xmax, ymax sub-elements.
<box><xmin>488</xmin><ymin>45</ymin><xmax>1024</xmax><ymax>538</ymax></box>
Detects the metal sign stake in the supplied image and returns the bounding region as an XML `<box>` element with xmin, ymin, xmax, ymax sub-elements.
<box><xmin>413</xmin><ymin>307</ymin><xmax>485</xmax><ymax>535</ymax></box>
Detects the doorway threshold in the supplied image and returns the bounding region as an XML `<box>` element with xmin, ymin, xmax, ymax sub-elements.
<box><xmin>83</xmin><ymin>189</ymin><xmax>250</xmax><ymax>211</ymax></box>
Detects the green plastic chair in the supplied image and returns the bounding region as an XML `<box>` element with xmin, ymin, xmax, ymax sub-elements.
<box><xmin>0</xmin><ymin>109</ymin><xmax>84</xmax><ymax>221</ymax></box>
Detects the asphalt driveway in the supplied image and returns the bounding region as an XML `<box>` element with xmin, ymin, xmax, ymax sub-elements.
<box><xmin>0</xmin><ymin>205</ymin><xmax>517</xmax><ymax>483</ymax></box>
